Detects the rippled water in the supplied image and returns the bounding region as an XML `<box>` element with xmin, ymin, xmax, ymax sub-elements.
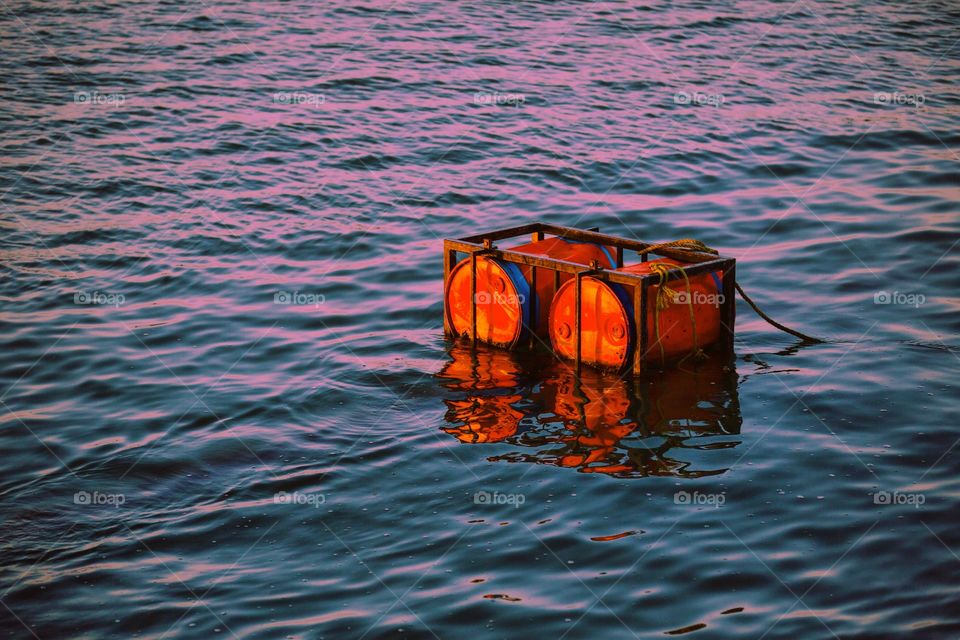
<box><xmin>2</xmin><ymin>0</ymin><xmax>959</xmax><ymax>638</ymax></box>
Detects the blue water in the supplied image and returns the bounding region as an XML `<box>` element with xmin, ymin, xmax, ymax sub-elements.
<box><xmin>1</xmin><ymin>0</ymin><xmax>958</xmax><ymax>638</ymax></box>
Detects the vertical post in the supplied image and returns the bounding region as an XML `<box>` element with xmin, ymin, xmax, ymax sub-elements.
<box><xmin>615</xmin><ymin>246</ymin><xmax>624</xmax><ymax>268</ymax></box>
<box><xmin>720</xmin><ymin>260</ymin><xmax>736</xmax><ymax>355</ymax></box>
<box><xmin>553</xmin><ymin>269</ymin><xmax>560</xmax><ymax>292</ymax></box>
<box><xmin>443</xmin><ymin>243</ymin><xmax>455</xmax><ymax>338</ymax></box>
<box><xmin>639</xmin><ymin>279</ymin><xmax>649</xmax><ymax>374</ymax></box>
<box><xmin>532</xmin><ymin>230</ymin><xmax>544</xmax><ymax>243</ymax></box>
<box><xmin>574</xmin><ymin>271</ymin><xmax>582</xmax><ymax>374</ymax></box>
<box><xmin>470</xmin><ymin>251</ymin><xmax>478</xmax><ymax>346</ymax></box>
<box><xmin>632</xmin><ymin>282</ymin><xmax>642</xmax><ymax>376</ymax></box>
<box><xmin>528</xmin><ymin>264</ymin><xmax>537</xmax><ymax>349</ymax></box>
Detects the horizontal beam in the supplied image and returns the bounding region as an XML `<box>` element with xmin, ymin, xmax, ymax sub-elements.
<box><xmin>443</xmin><ymin>239</ymin><xmax>733</xmax><ymax>286</ymax></box>
<box><xmin>455</xmin><ymin>223</ymin><xmax>720</xmax><ymax>264</ymax></box>
<box><xmin>459</xmin><ymin>223</ymin><xmax>543</xmax><ymax>243</ymax></box>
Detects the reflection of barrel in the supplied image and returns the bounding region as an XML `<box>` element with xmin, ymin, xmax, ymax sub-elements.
<box><xmin>548</xmin><ymin>258</ymin><xmax>724</xmax><ymax>370</ymax></box>
<box><xmin>535</xmin><ymin>357</ymin><xmax>740</xmax><ymax>477</ymax></box>
<box><xmin>436</xmin><ymin>343</ymin><xmax>742</xmax><ymax>477</ymax></box>
<box><xmin>635</xmin><ymin>356</ymin><xmax>742</xmax><ymax>436</ymax></box>
<box><xmin>437</xmin><ymin>343</ymin><xmax>522</xmax><ymax>391</ymax></box>
<box><xmin>438</xmin><ymin>344</ymin><xmax>525</xmax><ymax>443</ymax></box>
<box><xmin>445</xmin><ymin>237</ymin><xmax>615</xmax><ymax>348</ymax></box>
<box><xmin>547</xmin><ymin>368</ymin><xmax>636</xmax><ymax>474</ymax></box>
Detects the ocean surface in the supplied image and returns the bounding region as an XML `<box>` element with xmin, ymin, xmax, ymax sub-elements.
<box><xmin>1</xmin><ymin>0</ymin><xmax>958</xmax><ymax>638</ymax></box>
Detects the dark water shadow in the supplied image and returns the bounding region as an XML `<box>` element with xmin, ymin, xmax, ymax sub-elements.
<box><xmin>437</xmin><ymin>343</ymin><xmax>743</xmax><ymax>479</ymax></box>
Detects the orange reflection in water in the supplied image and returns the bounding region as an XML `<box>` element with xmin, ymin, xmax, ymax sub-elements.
<box><xmin>438</xmin><ymin>344</ymin><xmax>525</xmax><ymax>444</ymax></box>
<box><xmin>438</xmin><ymin>343</ymin><xmax>742</xmax><ymax>478</ymax></box>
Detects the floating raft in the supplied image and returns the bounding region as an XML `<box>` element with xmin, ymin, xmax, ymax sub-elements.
<box><xmin>442</xmin><ymin>223</ymin><xmax>737</xmax><ymax>374</ymax></box>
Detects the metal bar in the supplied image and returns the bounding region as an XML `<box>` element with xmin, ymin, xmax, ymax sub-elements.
<box><xmin>574</xmin><ymin>271</ymin><xmax>582</xmax><ymax>374</ymax></box>
<box><xmin>442</xmin><ymin>242</ymin><xmax>455</xmax><ymax>337</ymax></box>
<box><xmin>470</xmin><ymin>251</ymin><xmax>477</xmax><ymax>346</ymax></box>
<box><xmin>535</xmin><ymin>224</ymin><xmax>719</xmax><ymax>263</ymax></box>
<box><xmin>460</xmin><ymin>223</ymin><xmax>542</xmax><ymax>243</ymax></box>
<box><xmin>448</xmin><ymin>238</ymin><xmax>731</xmax><ymax>276</ymax></box>
<box><xmin>639</xmin><ymin>281</ymin><xmax>649</xmax><ymax>374</ymax></box>
<box><xmin>528</xmin><ymin>264</ymin><xmax>537</xmax><ymax>349</ymax></box>
<box><xmin>459</xmin><ymin>224</ymin><xmax>720</xmax><ymax>264</ymax></box>
<box><xmin>632</xmin><ymin>283</ymin><xmax>642</xmax><ymax>376</ymax></box>
<box><xmin>448</xmin><ymin>242</ymin><xmax>732</xmax><ymax>289</ymax></box>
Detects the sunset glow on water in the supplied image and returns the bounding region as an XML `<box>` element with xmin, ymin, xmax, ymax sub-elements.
<box><xmin>1</xmin><ymin>1</ymin><xmax>958</xmax><ymax>638</ymax></box>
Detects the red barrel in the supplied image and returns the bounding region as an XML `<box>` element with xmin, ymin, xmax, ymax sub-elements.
<box><xmin>549</xmin><ymin>258</ymin><xmax>724</xmax><ymax>370</ymax></box>
<box><xmin>445</xmin><ymin>237</ymin><xmax>615</xmax><ymax>348</ymax></box>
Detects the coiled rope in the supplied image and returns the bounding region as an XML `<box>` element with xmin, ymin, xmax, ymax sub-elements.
<box><xmin>636</xmin><ymin>239</ymin><xmax>823</xmax><ymax>352</ymax></box>
<box><xmin>649</xmin><ymin>261</ymin><xmax>708</xmax><ymax>365</ymax></box>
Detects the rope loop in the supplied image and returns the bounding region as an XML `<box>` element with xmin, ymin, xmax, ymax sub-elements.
<box><xmin>638</xmin><ymin>238</ymin><xmax>822</xmax><ymax>365</ymax></box>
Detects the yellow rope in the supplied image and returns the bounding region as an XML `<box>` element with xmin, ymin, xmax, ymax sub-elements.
<box><xmin>637</xmin><ymin>238</ymin><xmax>718</xmax><ymax>259</ymax></box>
<box><xmin>640</xmin><ymin>239</ymin><xmax>823</xmax><ymax>354</ymax></box>
<box><xmin>649</xmin><ymin>261</ymin><xmax>707</xmax><ymax>366</ymax></box>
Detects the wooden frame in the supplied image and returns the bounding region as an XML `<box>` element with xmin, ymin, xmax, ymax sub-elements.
<box><xmin>443</xmin><ymin>223</ymin><xmax>736</xmax><ymax>375</ymax></box>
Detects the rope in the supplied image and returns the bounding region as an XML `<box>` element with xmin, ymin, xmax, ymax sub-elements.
<box><xmin>639</xmin><ymin>239</ymin><xmax>824</xmax><ymax>352</ymax></box>
<box><xmin>734</xmin><ymin>282</ymin><xmax>823</xmax><ymax>343</ymax></box>
<box><xmin>649</xmin><ymin>261</ymin><xmax>708</xmax><ymax>365</ymax></box>
<box><xmin>637</xmin><ymin>238</ymin><xmax>718</xmax><ymax>259</ymax></box>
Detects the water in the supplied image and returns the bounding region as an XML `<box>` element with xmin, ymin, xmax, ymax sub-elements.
<box><xmin>1</xmin><ymin>0</ymin><xmax>958</xmax><ymax>638</ymax></box>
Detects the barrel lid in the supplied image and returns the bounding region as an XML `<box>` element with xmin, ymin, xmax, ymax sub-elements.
<box><xmin>445</xmin><ymin>256</ymin><xmax>528</xmax><ymax>347</ymax></box>
<box><xmin>549</xmin><ymin>277</ymin><xmax>632</xmax><ymax>370</ymax></box>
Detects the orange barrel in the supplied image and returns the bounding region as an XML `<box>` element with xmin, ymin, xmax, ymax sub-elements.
<box><xmin>549</xmin><ymin>257</ymin><xmax>724</xmax><ymax>371</ymax></box>
<box><xmin>445</xmin><ymin>237</ymin><xmax>616</xmax><ymax>348</ymax></box>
